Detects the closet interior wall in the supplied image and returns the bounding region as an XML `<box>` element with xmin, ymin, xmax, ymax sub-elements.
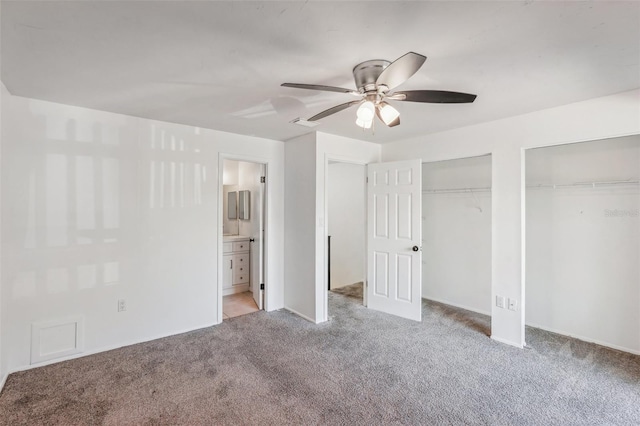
<box><xmin>422</xmin><ymin>155</ymin><xmax>492</xmax><ymax>315</ymax></box>
<box><xmin>327</xmin><ymin>162</ymin><xmax>365</xmax><ymax>290</ymax></box>
<box><xmin>525</xmin><ymin>135</ymin><xmax>640</xmax><ymax>354</ymax></box>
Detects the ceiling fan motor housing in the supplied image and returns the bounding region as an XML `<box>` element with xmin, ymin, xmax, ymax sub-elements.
<box><xmin>353</xmin><ymin>59</ymin><xmax>390</xmax><ymax>93</ymax></box>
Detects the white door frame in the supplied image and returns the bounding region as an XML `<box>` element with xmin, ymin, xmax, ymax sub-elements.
<box><xmin>217</xmin><ymin>153</ymin><xmax>270</xmax><ymax>324</ymax></box>
<box><xmin>323</xmin><ymin>154</ymin><xmax>369</xmax><ymax>321</ymax></box>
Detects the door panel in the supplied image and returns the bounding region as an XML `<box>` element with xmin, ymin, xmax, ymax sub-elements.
<box><xmin>223</xmin><ymin>255</ymin><xmax>233</xmax><ymax>290</ymax></box>
<box><xmin>374</xmin><ymin>252</ymin><xmax>389</xmax><ymax>297</ymax></box>
<box><xmin>367</xmin><ymin>160</ymin><xmax>422</xmax><ymax>321</ymax></box>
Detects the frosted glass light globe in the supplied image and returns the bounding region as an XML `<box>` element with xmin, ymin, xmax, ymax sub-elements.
<box><xmin>356</xmin><ymin>118</ymin><xmax>373</xmax><ymax>129</ymax></box>
<box><xmin>356</xmin><ymin>101</ymin><xmax>375</xmax><ymax>121</ymax></box>
<box><xmin>378</xmin><ymin>103</ymin><xmax>400</xmax><ymax>125</ymax></box>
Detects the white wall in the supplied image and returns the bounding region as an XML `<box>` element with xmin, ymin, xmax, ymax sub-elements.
<box><xmin>422</xmin><ymin>156</ymin><xmax>492</xmax><ymax>315</ymax></box>
<box><xmin>328</xmin><ymin>162</ymin><xmax>365</xmax><ymax>289</ymax></box>
<box><xmin>222</xmin><ymin>159</ymin><xmax>239</xmax><ymax>186</ymax></box>
<box><xmin>525</xmin><ymin>136</ymin><xmax>639</xmax><ymax>353</ymax></box>
<box><xmin>382</xmin><ymin>89</ymin><xmax>640</xmax><ymax>348</ymax></box>
<box><xmin>1</xmin><ymin>89</ymin><xmax>285</xmax><ymax>374</ymax></box>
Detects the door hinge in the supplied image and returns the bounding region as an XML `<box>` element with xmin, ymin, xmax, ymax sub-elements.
<box><xmin>366</xmin><ymin>177</ymin><xmax>369</xmax><ymax>183</ymax></box>
<box><xmin>260</xmin><ymin>176</ymin><xmax>266</xmax><ymax>183</ymax></box>
<box><xmin>260</xmin><ymin>283</ymin><xmax>265</xmax><ymax>290</ymax></box>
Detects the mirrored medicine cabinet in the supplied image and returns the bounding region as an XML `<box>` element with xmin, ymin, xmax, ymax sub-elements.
<box><xmin>227</xmin><ymin>190</ymin><xmax>250</xmax><ymax>220</ymax></box>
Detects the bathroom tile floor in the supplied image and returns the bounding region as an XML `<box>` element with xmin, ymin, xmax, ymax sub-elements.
<box><xmin>223</xmin><ymin>291</ymin><xmax>260</xmax><ymax>319</ymax></box>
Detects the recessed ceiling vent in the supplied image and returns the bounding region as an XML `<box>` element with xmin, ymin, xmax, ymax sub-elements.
<box><xmin>290</xmin><ymin>118</ymin><xmax>320</xmax><ymax>128</ymax></box>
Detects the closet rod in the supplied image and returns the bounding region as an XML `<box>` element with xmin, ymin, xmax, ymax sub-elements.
<box><xmin>422</xmin><ymin>179</ymin><xmax>639</xmax><ymax>194</ymax></box>
<box><xmin>422</xmin><ymin>187</ymin><xmax>491</xmax><ymax>194</ymax></box>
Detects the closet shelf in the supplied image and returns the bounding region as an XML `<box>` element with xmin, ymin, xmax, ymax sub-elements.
<box><xmin>527</xmin><ymin>179</ymin><xmax>639</xmax><ymax>190</ymax></box>
<box><xmin>423</xmin><ymin>179</ymin><xmax>639</xmax><ymax>194</ymax></box>
<box><xmin>422</xmin><ymin>187</ymin><xmax>491</xmax><ymax>194</ymax></box>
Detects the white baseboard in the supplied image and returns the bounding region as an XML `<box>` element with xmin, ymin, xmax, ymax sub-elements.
<box><xmin>0</xmin><ymin>373</ymin><xmax>7</xmax><ymax>395</ymax></box>
<box><xmin>525</xmin><ymin>322</ymin><xmax>640</xmax><ymax>355</ymax></box>
<box><xmin>425</xmin><ymin>297</ymin><xmax>523</xmax><ymax>349</ymax></box>
<box><xmin>422</xmin><ymin>297</ymin><xmax>639</xmax><ymax>355</ymax></box>
<box><xmin>8</xmin><ymin>321</ymin><xmax>219</xmax><ymax>375</ymax></box>
<box><xmin>284</xmin><ymin>306</ymin><xmax>317</xmax><ymax>323</ymax></box>
<box><xmin>423</xmin><ymin>296</ymin><xmax>491</xmax><ymax>316</ymax></box>
<box><xmin>491</xmin><ymin>335</ymin><xmax>524</xmax><ymax>349</ymax></box>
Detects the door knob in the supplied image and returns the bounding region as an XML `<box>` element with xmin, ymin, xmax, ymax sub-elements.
<box><xmin>412</xmin><ymin>246</ymin><xmax>419</xmax><ymax>252</ymax></box>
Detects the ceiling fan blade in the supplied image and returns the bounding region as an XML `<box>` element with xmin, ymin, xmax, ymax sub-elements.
<box><xmin>281</xmin><ymin>83</ymin><xmax>357</xmax><ymax>94</ymax></box>
<box><xmin>308</xmin><ymin>100</ymin><xmax>361</xmax><ymax>121</ymax></box>
<box><xmin>375</xmin><ymin>52</ymin><xmax>427</xmax><ymax>91</ymax></box>
<box><xmin>393</xmin><ymin>90</ymin><xmax>477</xmax><ymax>103</ymax></box>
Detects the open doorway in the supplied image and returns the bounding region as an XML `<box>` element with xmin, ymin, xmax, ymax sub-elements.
<box><xmin>324</xmin><ymin>158</ymin><xmax>424</xmax><ymax>322</ymax></box>
<box><xmin>327</xmin><ymin>160</ymin><xmax>367</xmax><ymax>310</ymax></box>
<box><xmin>421</xmin><ymin>155</ymin><xmax>492</xmax><ymax>334</ymax></box>
<box><xmin>220</xmin><ymin>158</ymin><xmax>267</xmax><ymax>320</ymax></box>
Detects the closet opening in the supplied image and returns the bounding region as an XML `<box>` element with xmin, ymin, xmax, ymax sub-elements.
<box><xmin>219</xmin><ymin>158</ymin><xmax>267</xmax><ymax>321</ymax></box>
<box><xmin>524</xmin><ymin>135</ymin><xmax>640</xmax><ymax>354</ymax></box>
<box><xmin>421</xmin><ymin>155</ymin><xmax>492</xmax><ymax>335</ymax></box>
<box><xmin>326</xmin><ymin>160</ymin><xmax>367</xmax><ymax>314</ymax></box>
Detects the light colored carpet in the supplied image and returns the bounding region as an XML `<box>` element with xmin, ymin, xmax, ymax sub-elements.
<box><xmin>1</xmin><ymin>282</ymin><xmax>638</xmax><ymax>425</ymax></box>
<box><xmin>330</xmin><ymin>281</ymin><xmax>364</xmax><ymax>300</ymax></box>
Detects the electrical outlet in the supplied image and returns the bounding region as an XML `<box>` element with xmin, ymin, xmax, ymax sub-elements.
<box><xmin>508</xmin><ymin>298</ymin><xmax>518</xmax><ymax>311</ymax></box>
<box><xmin>118</xmin><ymin>299</ymin><xmax>126</xmax><ymax>312</ymax></box>
<box><xmin>496</xmin><ymin>296</ymin><xmax>505</xmax><ymax>309</ymax></box>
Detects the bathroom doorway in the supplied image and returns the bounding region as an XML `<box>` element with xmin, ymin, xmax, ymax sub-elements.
<box><xmin>219</xmin><ymin>157</ymin><xmax>267</xmax><ymax>320</ymax></box>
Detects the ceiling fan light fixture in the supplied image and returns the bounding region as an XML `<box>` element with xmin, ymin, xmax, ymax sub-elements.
<box><xmin>378</xmin><ymin>102</ymin><xmax>400</xmax><ymax>125</ymax></box>
<box><xmin>356</xmin><ymin>101</ymin><xmax>375</xmax><ymax>121</ymax></box>
<box><xmin>356</xmin><ymin>117</ymin><xmax>373</xmax><ymax>129</ymax></box>
<box><xmin>281</xmin><ymin>51</ymin><xmax>477</xmax><ymax>132</ymax></box>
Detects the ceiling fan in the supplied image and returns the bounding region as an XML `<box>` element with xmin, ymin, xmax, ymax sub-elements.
<box><xmin>282</xmin><ymin>52</ymin><xmax>476</xmax><ymax>129</ymax></box>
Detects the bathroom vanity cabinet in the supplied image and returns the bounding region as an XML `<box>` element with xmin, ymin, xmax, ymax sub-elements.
<box><xmin>222</xmin><ymin>237</ymin><xmax>250</xmax><ymax>295</ymax></box>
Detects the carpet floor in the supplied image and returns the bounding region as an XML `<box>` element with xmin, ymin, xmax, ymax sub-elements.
<box><xmin>1</xmin><ymin>283</ymin><xmax>638</xmax><ymax>425</ymax></box>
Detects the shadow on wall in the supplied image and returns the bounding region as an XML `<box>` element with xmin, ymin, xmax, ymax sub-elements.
<box><xmin>5</xmin><ymin>119</ymin><xmax>127</xmax><ymax>302</ymax></box>
<box><xmin>2</xmin><ymin>108</ymin><xmax>213</xmax><ymax>367</ymax></box>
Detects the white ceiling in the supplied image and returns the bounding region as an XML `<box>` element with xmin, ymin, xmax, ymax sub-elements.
<box><xmin>2</xmin><ymin>1</ymin><xmax>639</xmax><ymax>143</ymax></box>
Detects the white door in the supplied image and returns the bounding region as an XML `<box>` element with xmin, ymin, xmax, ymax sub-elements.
<box><xmin>251</xmin><ymin>165</ymin><xmax>266</xmax><ymax>309</ymax></box>
<box><xmin>367</xmin><ymin>159</ymin><xmax>422</xmax><ymax>321</ymax></box>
